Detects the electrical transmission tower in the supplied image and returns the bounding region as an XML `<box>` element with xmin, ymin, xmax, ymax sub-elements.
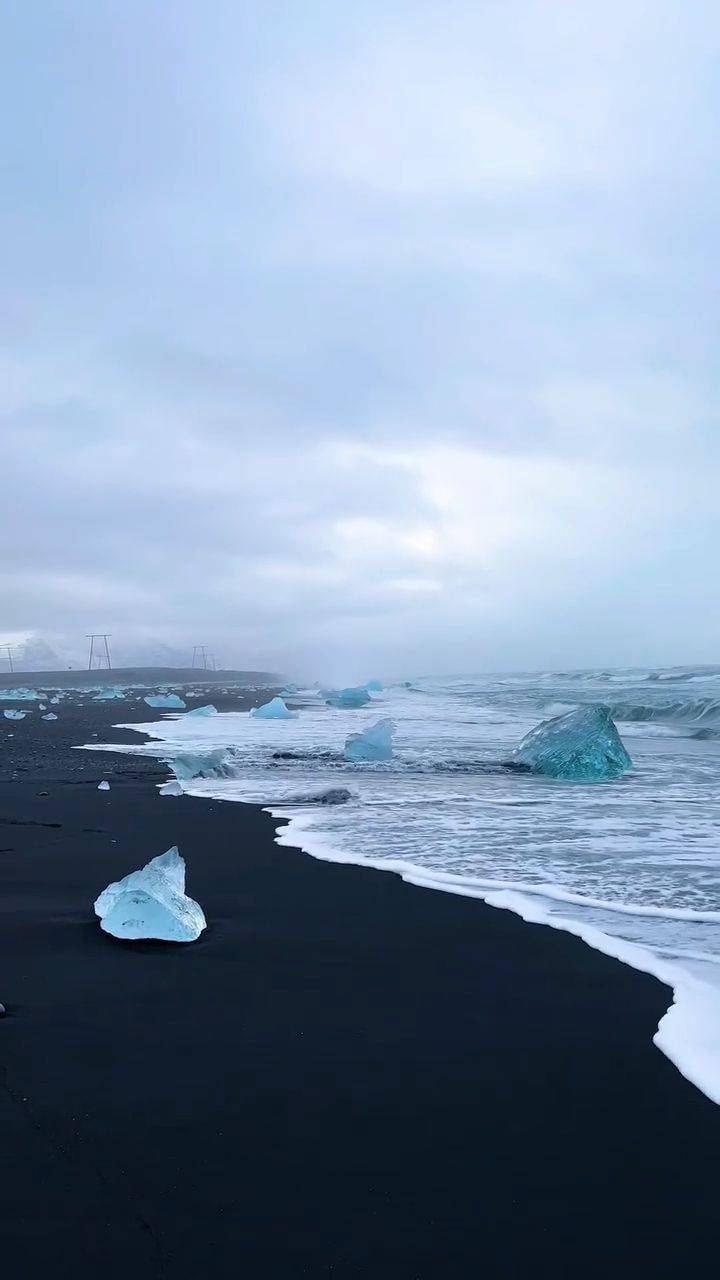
<box><xmin>87</xmin><ymin>634</ymin><xmax>112</xmax><ymax>670</ymax></box>
<box><xmin>192</xmin><ymin>645</ymin><xmax>208</xmax><ymax>670</ymax></box>
<box><xmin>0</xmin><ymin>644</ymin><xmax>15</xmax><ymax>673</ymax></box>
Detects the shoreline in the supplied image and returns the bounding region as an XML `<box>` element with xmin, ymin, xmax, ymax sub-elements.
<box><xmin>2</xmin><ymin>695</ymin><xmax>720</xmax><ymax>1275</ymax></box>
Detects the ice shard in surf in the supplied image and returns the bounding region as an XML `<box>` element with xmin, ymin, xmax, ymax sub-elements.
<box><xmin>169</xmin><ymin>749</ymin><xmax>231</xmax><ymax>780</ymax></box>
<box><xmin>510</xmin><ymin>704</ymin><xmax>632</xmax><ymax>781</ymax></box>
<box><xmin>159</xmin><ymin>780</ymin><xmax>184</xmax><ymax>796</ymax></box>
<box><xmin>94</xmin><ymin>846</ymin><xmax>206</xmax><ymax>942</ymax></box>
<box><xmin>250</xmin><ymin>696</ymin><xmax>297</xmax><ymax>719</ymax></box>
<box><xmin>144</xmin><ymin>693</ymin><xmax>187</xmax><ymax>709</ymax></box>
<box><xmin>344</xmin><ymin>718</ymin><xmax>394</xmax><ymax>762</ymax></box>
<box><xmin>324</xmin><ymin>686</ymin><xmax>372</xmax><ymax>709</ymax></box>
<box><xmin>186</xmin><ymin>704</ymin><xmax>218</xmax><ymax>717</ymax></box>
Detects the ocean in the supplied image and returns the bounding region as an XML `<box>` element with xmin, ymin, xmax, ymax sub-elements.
<box><xmin>96</xmin><ymin>666</ymin><xmax>720</xmax><ymax>1105</ymax></box>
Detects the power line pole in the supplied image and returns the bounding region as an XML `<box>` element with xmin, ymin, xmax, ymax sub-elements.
<box><xmin>86</xmin><ymin>634</ymin><xmax>112</xmax><ymax>670</ymax></box>
<box><xmin>0</xmin><ymin>644</ymin><xmax>14</xmax><ymax>673</ymax></box>
<box><xmin>192</xmin><ymin>645</ymin><xmax>208</xmax><ymax>670</ymax></box>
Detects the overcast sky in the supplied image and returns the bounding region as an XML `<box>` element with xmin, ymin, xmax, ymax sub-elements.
<box><xmin>2</xmin><ymin>1</ymin><xmax>719</xmax><ymax>677</ymax></box>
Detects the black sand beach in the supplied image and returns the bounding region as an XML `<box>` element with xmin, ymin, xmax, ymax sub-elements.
<box><xmin>2</xmin><ymin>692</ymin><xmax>720</xmax><ymax>1278</ymax></box>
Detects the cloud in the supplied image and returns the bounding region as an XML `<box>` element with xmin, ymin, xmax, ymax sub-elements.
<box><xmin>0</xmin><ymin>1</ymin><xmax>718</xmax><ymax>675</ymax></box>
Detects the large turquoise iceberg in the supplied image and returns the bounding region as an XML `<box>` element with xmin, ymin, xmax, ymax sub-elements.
<box><xmin>510</xmin><ymin>704</ymin><xmax>632</xmax><ymax>781</ymax></box>
<box><xmin>250</xmin><ymin>696</ymin><xmax>296</xmax><ymax>719</ymax></box>
<box><xmin>344</xmin><ymin>718</ymin><xmax>394</xmax><ymax>762</ymax></box>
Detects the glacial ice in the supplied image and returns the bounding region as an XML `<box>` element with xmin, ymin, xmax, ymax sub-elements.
<box><xmin>250</xmin><ymin>696</ymin><xmax>297</xmax><ymax>719</ymax></box>
<box><xmin>510</xmin><ymin>704</ymin><xmax>632</xmax><ymax>781</ymax></box>
<box><xmin>324</xmin><ymin>686</ymin><xmax>372</xmax><ymax>709</ymax></box>
<box><xmin>286</xmin><ymin>786</ymin><xmax>355</xmax><ymax>805</ymax></box>
<box><xmin>42</xmin><ymin>713</ymin><xmax>58</xmax><ymax>721</ymax></box>
<box><xmin>169</xmin><ymin>749</ymin><xmax>231</xmax><ymax>780</ymax></box>
<box><xmin>0</xmin><ymin>688</ymin><xmax>41</xmax><ymax>700</ymax></box>
<box><xmin>159</xmin><ymin>780</ymin><xmax>184</xmax><ymax>796</ymax></box>
<box><xmin>344</xmin><ymin>718</ymin><xmax>394</xmax><ymax>763</ymax></box>
<box><xmin>94</xmin><ymin>846</ymin><xmax>206</xmax><ymax>942</ymax></box>
<box><xmin>94</xmin><ymin>687</ymin><xmax>125</xmax><ymax>701</ymax></box>
<box><xmin>4</xmin><ymin>709</ymin><xmax>26</xmax><ymax>720</ymax></box>
<box><xmin>364</xmin><ymin>679</ymin><xmax>383</xmax><ymax>692</ymax></box>
<box><xmin>98</xmin><ymin>780</ymin><xmax>110</xmax><ymax>791</ymax></box>
<box><xmin>280</xmin><ymin>683</ymin><xmax>298</xmax><ymax>695</ymax></box>
<box><xmin>144</xmin><ymin>693</ymin><xmax>187</xmax><ymax>709</ymax></box>
<box><xmin>186</xmin><ymin>704</ymin><xmax>218</xmax><ymax>717</ymax></box>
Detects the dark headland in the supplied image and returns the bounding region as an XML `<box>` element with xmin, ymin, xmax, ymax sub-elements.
<box><xmin>1</xmin><ymin>684</ymin><xmax>719</xmax><ymax>1279</ymax></box>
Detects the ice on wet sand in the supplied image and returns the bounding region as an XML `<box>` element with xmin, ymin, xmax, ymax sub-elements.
<box><xmin>94</xmin><ymin>846</ymin><xmax>206</xmax><ymax>942</ymax></box>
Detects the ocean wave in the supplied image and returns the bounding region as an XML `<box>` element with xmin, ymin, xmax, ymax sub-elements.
<box><xmin>609</xmin><ymin>698</ymin><xmax>720</xmax><ymax>725</ymax></box>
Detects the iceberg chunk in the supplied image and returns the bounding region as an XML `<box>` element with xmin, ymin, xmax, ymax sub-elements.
<box><xmin>42</xmin><ymin>712</ymin><xmax>58</xmax><ymax>721</ymax></box>
<box><xmin>97</xmin><ymin>780</ymin><xmax>110</xmax><ymax>791</ymax></box>
<box><xmin>344</xmin><ymin>718</ymin><xmax>394</xmax><ymax>763</ymax></box>
<box><xmin>364</xmin><ymin>679</ymin><xmax>383</xmax><ymax>692</ymax></box>
<box><xmin>250</xmin><ymin>696</ymin><xmax>297</xmax><ymax>719</ymax></box>
<box><xmin>144</xmin><ymin>693</ymin><xmax>187</xmax><ymax>709</ymax></box>
<box><xmin>510</xmin><ymin>704</ymin><xmax>632</xmax><ymax>781</ymax></box>
<box><xmin>159</xmin><ymin>780</ymin><xmax>184</xmax><ymax>796</ymax></box>
<box><xmin>324</xmin><ymin>686</ymin><xmax>372</xmax><ymax>709</ymax></box>
<box><xmin>280</xmin><ymin>683</ymin><xmax>298</xmax><ymax>695</ymax></box>
<box><xmin>94</xmin><ymin>687</ymin><xmax>125</xmax><ymax>701</ymax></box>
<box><xmin>169</xmin><ymin>749</ymin><xmax>231</xmax><ymax>780</ymax></box>
<box><xmin>4</xmin><ymin>709</ymin><xmax>26</xmax><ymax>720</ymax></box>
<box><xmin>0</xmin><ymin>687</ymin><xmax>41</xmax><ymax>700</ymax></box>
<box><xmin>94</xmin><ymin>846</ymin><xmax>206</xmax><ymax>942</ymax></box>
<box><xmin>186</xmin><ymin>704</ymin><xmax>218</xmax><ymax>717</ymax></box>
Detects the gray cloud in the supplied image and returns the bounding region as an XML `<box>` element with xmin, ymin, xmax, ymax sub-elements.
<box><xmin>1</xmin><ymin>1</ymin><xmax>719</xmax><ymax>677</ymax></box>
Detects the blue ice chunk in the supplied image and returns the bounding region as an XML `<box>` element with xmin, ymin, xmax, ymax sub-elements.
<box><xmin>0</xmin><ymin>687</ymin><xmax>41</xmax><ymax>700</ymax></box>
<box><xmin>344</xmin><ymin>718</ymin><xmax>394</xmax><ymax>762</ymax></box>
<box><xmin>144</xmin><ymin>693</ymin><xmax>187</xmax><ymax>709</ymax></box>
<box><xmin>94</xmin><ymin>687</ymin><xmax>126</xmax><ymax>701</ymax></box>
<box><xmin>94</xmin><ymin>846</ymin><xmax>206</xmax><ymax>942</ymax></box>
<box><xmin>186</xmin><ymin>704</ymin><xmax>218</xmax><ymax>717</ymax></box>
<box><xmin>4</xmin><ymin>709</ymin><xmax>26</xmax><ymax>720</ymax></box>
<box><xmin>324</xmin><ymin>686</ymin><xmax>372</xmax><ymax>708</ymax></box>
<box><xmin>364</xmin><ymin>679</ymin><xmax>383</xmax><ymax>692</ymax></box>
<box><xmin>169</xmin><ymin>749</ymin><xmax>231</xmax><ymax>780</ymax></box>
<box><xmin>510</xmin><ymin>704</ymin><xmax>632</xmax><ymax>780</ymax></box>
<box><xmin>250</xmin><ymin>696</ymin><xmax>297</xmax><ymax>719</ymax></box>
<box><xmin>280</xmin><ymin>683</ymin><xmax>298</xmax><ymax>695</ymax></box>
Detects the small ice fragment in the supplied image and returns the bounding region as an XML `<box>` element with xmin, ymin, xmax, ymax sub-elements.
<box><xmin>169</xmin><ymin>749</ymin><xmax>231</xmax><ymax>780</ymax></box>
<box><xmin>250</xmin><ymin>696</ymin><xmax>297</xmax><ymax>719</ymax></box>
<box><xmin>509</xmin><ymin>704</ymin><xmax>632</xmax><ymax>781</ymax></box>
<box><xmin>324</xmin><ymin>686</ymin><xmax>372</xmax><ymax>709</ymax></box>
<box><xmin>94</xmin><ymin>846</ymin><xmax>206</xmax><ymax>942</ymax></box>
<box><xmin>186</xmin><ymin>704</ymin><xmax>218</xmax><ymax>717</ymax></box>
<box><xmin>98</xmin><ymin>780</ymin><xmax>110</xmax><ymax>791</ymax></box>
<box><xmin>144</xmin><ymin>693</ymin><xmax>187</xmax><ymax>709</ymax></box>
<box><xmin>49</xmin><ymin>696</ymin><xmax>60</xmax><ymax>704</ymax></box>
<box><xmin>288</xmin><ymin>786</ymin><xmax>354</xmax><ymax>805</ymax></box>
<box><xmin>4</xmin><ymin>709</ymin><xmax>26</xmax><ymax>720</ymax></box>
<box><xmin>39</xmin><ymin>704</ymin><xmax>47</xmax><ymax>710</ymax></box>
<box><xmin>94</xmin><ymin>687</ymin><xmax>125</xmax><ymax>701</ymax></box>
<box><xmin>42</xmin><ymin>713</ymin><xmax>58</xmax><ymax>721</ymax></box>
<box><xmin>344</xmin><ymin>718</ymin><xmax>394</xmax><ymax>762</ymax></box>
<box><xmin>159</xmin><ymin>780</ymin><xmax>184</xmax><ymax>796</ymax></box>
